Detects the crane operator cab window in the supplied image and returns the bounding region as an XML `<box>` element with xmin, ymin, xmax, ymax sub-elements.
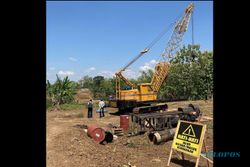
<box><xmin>125</xmin><ymin>86</ymin><xmax>131</xmax><ymax>90</ymax></box>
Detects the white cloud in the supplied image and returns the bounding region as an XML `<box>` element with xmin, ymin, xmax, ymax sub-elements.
<box><xmin>57</xmin><ymin>70</ymin><xmax>75</xmax><ymax>76</ymax></box>
<box><xmin>49</xmin><ymin>67</ymin><xmax>56</xmax><ymax>71</ymax></box>
<box><xmin>69</xmin><ymin>57</ymin><xmax>78</xmax><ymax>62</ymax></box>
<box><xmin>96</xmin><ymin>69</ymin><xmax>139</xmax><ymax>79</ymax></box>
<box><xmin>86</xmin><ymin>67</ymin><xmax>96</xmax><ymax>72</ymax></box>
<box><xmin>140</xmin><ymin>65</ymin><xmax>153</xmax><ymax>71</ymax></box>
<box><xmin>97</xmin><ymin>71</ymin><xmax>115</xmax><ymax>78</ymax></box>
<box><xmin>149</xmin><ymin>59</ymin><xmax>158</xmax><ymax>65</ymax></box>
<box><xmin>139</xmin><ymin>59</ymin><xmax>158</xmax><ymax>72</ymax></box>
<box><xmin>123</xmin><ymin>69</ymin><xmax>139</xmax><ymax>79</ymax></box>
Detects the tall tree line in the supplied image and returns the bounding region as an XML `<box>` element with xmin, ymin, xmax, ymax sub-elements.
<box><xmin>46</xmin><ymin>45</ymin><xmax>213</xmax><ymax>106</ymax></box>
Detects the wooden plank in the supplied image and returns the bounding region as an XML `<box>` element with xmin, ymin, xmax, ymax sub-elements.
<box><xmin>112</xmin><ymin>128</ymin><xmax>124</xmax><ymax>136</ymax></box>
<box><xmin>203</xmin><ymin>139</ymin><xmax>210</xmax><ymax>167</ymax></box>
<box><xmin>173</xmin><ymin>150</ymin><xmax>183</xmax><ymax>159</ymax></box>
<box><xmin>200</xmin><ymin>154</ymin><xmax>214</xmax><ymax>164</ymax></box>
<box><xmin>167</xmin><ymin>108</ymin><xmax>178</xmax><ymax>112</ymax></box>
<box><xmin>167</xmin><ymin>148</ymin><xmax>173</xmax><ymax>166</ymax></box>
<box><xmin>181</xmin><ymin>152</ymin><xmax>185</xmax><ymax>160</ymax></box>
<box><xmin>195</xmin><ymin>156</ymin><xmax>200</xmax><ymax>167</ymax></box>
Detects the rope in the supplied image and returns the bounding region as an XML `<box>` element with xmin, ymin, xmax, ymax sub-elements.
<box><xmin>192</xmin><ymin>9</ymin><xmax>194</xmax><ymax>46</ymax></box>
<box><xmin>147</xmin><ymin>11</ymin><xmax>183</xmax><ymax>50</ymax></box>
<box><xmin>146</xmin><ymin>21</ymin><xmax>175</xmax><ymax>50</ymax></box>
<box><xmin>120</xmin><ymin>8</ymin><xmax>185</xmax><ymax>72</ymax></box>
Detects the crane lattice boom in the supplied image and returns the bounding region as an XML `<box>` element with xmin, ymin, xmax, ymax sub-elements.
<box><xmin>150</xmin><ymin>3</ymin><xmax>193</xmax><ymax>92</ymax></box>
<box><xmin>115</xmin><ymin>3</ymin><xmax>194</xmax><ymax>100</ymax></box>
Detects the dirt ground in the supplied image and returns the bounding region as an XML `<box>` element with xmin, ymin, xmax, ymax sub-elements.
<box><xmin>47</xmin><ymin>100</ymin><xmax>213</xmax><ymax>167</ymax></box>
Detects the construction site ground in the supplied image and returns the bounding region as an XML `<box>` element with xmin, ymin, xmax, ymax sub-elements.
<box><xmin>47</xmin><ymin>100</ymin><xmax>213</xmax><ymax>167</ymax></box>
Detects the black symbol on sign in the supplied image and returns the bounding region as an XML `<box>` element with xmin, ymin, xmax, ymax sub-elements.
<box><xmin>182</xmin><ymin>125</ymin><xmax>196</xmax><ymax>137</ymax></box>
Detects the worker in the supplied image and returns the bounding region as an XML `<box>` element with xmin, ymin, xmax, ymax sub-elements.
<box><xmin>87</xmin><ymin>99</ymin><xmax>93</xmax><ymax>118</ymax></box>
<box><xmin>98</xmin><ymin>99</ymin><xmax>105</xmax><ymax>118</ymax></box>
<box><xmin>109</xmin><ymin>95</ymin><xmax>113</xmax><ymax>100</ymax></box>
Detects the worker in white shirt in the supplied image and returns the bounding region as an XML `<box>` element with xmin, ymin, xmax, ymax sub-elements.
<box><xmin>98</xmin><ymin>99</ymin><xmax>105</xmax><ymax>118</ymax></box>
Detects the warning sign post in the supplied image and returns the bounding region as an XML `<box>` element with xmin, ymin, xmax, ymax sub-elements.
<box><xmin>167</xmin><ymin>120</ymin><xmax>207</xmax><ymax>167</ymax></box>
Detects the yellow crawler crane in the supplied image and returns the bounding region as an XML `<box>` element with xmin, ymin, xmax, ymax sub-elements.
<box><xmin>110</xmin><ymin>3</ymin><xmax>194</xmax><ymax>112</ymax></box>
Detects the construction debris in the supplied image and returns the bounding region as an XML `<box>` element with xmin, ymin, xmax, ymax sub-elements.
<box><xmin>73</xmin><ymin>124</ymin><xmax>88</xmax><ymax>129</ymax></box>
<box><xmin>112</xmin><ymin>127</ymin><xmax>124</xmax><ymax>136</ymax></box>
<box><xmin>107</xmin><ymin>123</ymin><xmax>119</xmax><ymax>128</ymax></box>
<box><xmin>113</xmin><ymin>135</ymin><xmax>118</xmax><ymax>140</ymax></box>
<box><xmin>151</xmin><ymin>158</ymin><xmax>162</xmax><ymax>163</ymax></box>
<box><xmin>122</xmin><ymin>162</ymin><xmax>136</xmax><ymax>167</ymax></box>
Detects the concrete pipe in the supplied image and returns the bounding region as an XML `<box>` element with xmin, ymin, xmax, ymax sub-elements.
<box><xmin>148</xmin><ymin>128</ymin><xmax>176</xmax><ymax>145</ymax></box>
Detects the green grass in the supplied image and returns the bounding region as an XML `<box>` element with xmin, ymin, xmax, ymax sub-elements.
<box><xmin>127</xmin><ymin>143</ymin><xmax>137</xmax><ymax>148</ymax></box>
<box><xmin>46</xmin><ymin>99</ymin><xmax>53</xmax><ymax>110</ymax></box>
<box><xmin>206</xmin><ymin>122</ymin><xmax>213</xmax><ymax>129</ymax></box>
<box><xmin>46</xmin><ymin>102</ymin><xmax>86</xmax><ymax>111</ymax></box>
<box><xmin>59</xmin><ymin>103</ymin><xmax>85</xmax><ymax>110</ymax></box>
<box><xmin>46</xmin><ymin>100</ymin><xmax>103</xmax><ymax>111</ymax></box>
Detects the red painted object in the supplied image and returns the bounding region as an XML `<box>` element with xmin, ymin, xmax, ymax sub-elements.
<box><xmin>87</xmin><ymin>125</ymin><xmax>105</xmax><ymax>142</ymax></box>
<box><xmin>120</xmin><ymin>115</ymin><xmax>129</xmax><ymax>131</ymax></box>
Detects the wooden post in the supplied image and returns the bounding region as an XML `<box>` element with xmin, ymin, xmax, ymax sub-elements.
<box><xmin>194</xmin><ymin>124</ymin><xmax>206</xmax><ymax>167</ymax></box>
<box><xmin>181</xmin><ymin>152</ymin><xmax>185</xmax><ymax>160</ymax></box>
<box><xmin>167</xmin><ymin>148</ymin><xmax>173</xmax><ymax>166</ymax></box>
<box><xmin>195</xmin><ymin>156</ymin><xmax>200</xmax><ymax>167</ymax></box>
<box><xmin>203</xmin><ymin>139</ymin><xmax>210</xmax><ymax>167</ymax></box>
<box><xmin>173</xmin><ymin>150</ymin><xmax>182</xmax><ymax>159</ymax></box>
<box><xmin>200</xmin><ymin>154</ymin><xmax>214</xmax><ymax>164</ymax></box>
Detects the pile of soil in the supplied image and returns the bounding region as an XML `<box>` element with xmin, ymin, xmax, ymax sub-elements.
<box><xmin>74</xmin><ymin>88</ymin><xmax>93</xmax><ymax>103</ymax></box>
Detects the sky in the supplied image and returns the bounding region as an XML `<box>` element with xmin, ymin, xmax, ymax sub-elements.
<box><xmin>47</xmin><ymin>1</ymin><xmax>213</xmax><ymax>83</ymax></box>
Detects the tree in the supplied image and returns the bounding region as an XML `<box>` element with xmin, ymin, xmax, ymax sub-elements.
<box><xmin>100</xmin><ymin>77</ymin><xmax>116</xmax><ymax>100</ymax></box>
<box><xmin>137</xmin><ymin>69</ymin><xmax>154</xmax><ymax>83</ymax></box>
<box><xmin>93</xmin><ymin>76</ymin><xmax>104</xmax><ymax>86</ymax></box>
<box><xmin>79</xmin><ymin>76</ymin><xmax>93</xmax><ymax>89</ymax></box>
<box><xmin>159</xmin><ymin>45</ymin><xmax>213</xmax><ymax>100</ymax></box>
<box><xmin>46</xmin><ymin>75</ymin><xmax>76</xmax><ymax>107</ymax></box>
<box><xmin>72</xmin><ymin>45</ymin><xmax>213</xmax><ymax>101</ymax></box>
<box><xmin>92</xmin><ymin>76</ymin><xmax>105</xmax><ymax>98</ymax></box>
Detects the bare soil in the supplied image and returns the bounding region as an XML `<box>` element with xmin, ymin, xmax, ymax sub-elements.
<box><xmin>47</xmin><ymin>100</ymin><xmax>213</xmax><ymax>167</ymax></box>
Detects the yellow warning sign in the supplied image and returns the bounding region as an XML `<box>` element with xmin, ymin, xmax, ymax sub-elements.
<box><xmin>182</xmin><ymin>124</ymin><xmax>196</xmax><ymax>137</ymax></box>
<box><xmin>172</xmin><ymin>120</ymin><xmax>206</xmax><ymax>157</ymax></box>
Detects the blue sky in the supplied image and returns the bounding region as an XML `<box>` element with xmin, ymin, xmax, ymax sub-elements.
<box><xmin>47</xmin><ymin>1</ymin><xmax>213</xmax><ymax>82</ymax></box>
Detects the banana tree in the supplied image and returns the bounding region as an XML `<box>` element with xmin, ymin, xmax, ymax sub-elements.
<box><xmin>46</xmin><ymin>75</ymin><xmax>76</xmax><ymax>107</ymax></box>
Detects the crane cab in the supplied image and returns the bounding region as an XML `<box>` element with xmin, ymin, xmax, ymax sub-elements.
<box><xmin>137</xmin><ymin>83</ymin><xmax>157</xmax><ymax>101</ymax></box>
<box><xmin>118</xmin><ymin>83</ymin><xmax>157</xmax><ymax>102</ymax></box>
<box><xmin>109</xmin><ymin>83</ymin><xmax>157</xmax><ymax>111</ymax></box>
